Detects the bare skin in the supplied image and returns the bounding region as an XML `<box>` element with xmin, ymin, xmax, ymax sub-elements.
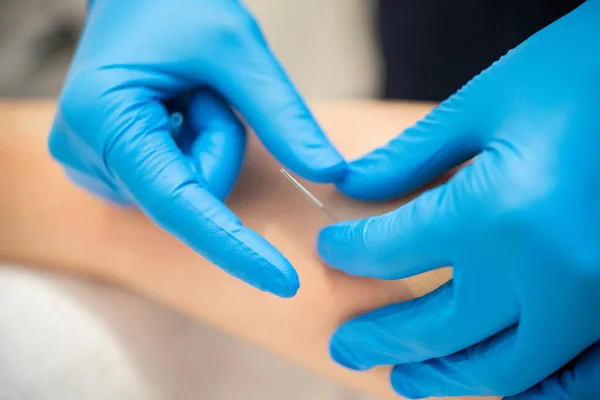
<box><xmin>0</xmin><ymin>100</ymin><xmax>492</xmax><ymax>400</ymax></box>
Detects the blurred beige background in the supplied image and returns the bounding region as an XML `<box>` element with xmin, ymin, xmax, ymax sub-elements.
<box><xmin>0</xmin><ymin>0</ymin><xmax>380</xmax><ymax>98</ymax></box>
<box><xmin>247</xmin><ymin>0</ymin><xmax>381</xmax><ymax>98</ymax></box>
<box><xmin>0</xmin><ymin>1</ymin><xmax>381</xmax><ymax>399</ymax></box>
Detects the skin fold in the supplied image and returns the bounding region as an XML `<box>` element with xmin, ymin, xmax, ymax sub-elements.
<box><xmin>0</xmin><ymin>100</ymin><xmax>492</xmax><ymax>400</ymax></box>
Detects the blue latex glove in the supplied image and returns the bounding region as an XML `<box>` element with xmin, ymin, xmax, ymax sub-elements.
<box><xmin>506</xmin><ymin>341</ymin><xmax>600</xmax><ymax>400</ymax></box>
<box><xmin>318</xmin><ymin>0</ymin><xmax>600</xmax><ymax>398</ymax></box>
<box><xmin>49</xmin><ymin>0</ymin><xmax>346</xmax><ymax>298</ymax></box>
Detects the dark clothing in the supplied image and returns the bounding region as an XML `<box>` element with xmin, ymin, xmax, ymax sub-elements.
<box><xmin>378</xmin><ymin>0</ymin><xmax>585</xmax><ymax>101</ymax></box>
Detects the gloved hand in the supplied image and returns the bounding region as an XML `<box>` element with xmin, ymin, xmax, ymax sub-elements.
<box><xmin>505</xmin><ymin>341</ymin><xmax>600</xmax><ymax>400</ymax></box>
<box><xmin>49</xmin><ymin>0</ymin><xmax>346</xmax><ymax>298</ymax></box>
<box><xmin>318</xmin><ymin>0</ymin><xmax>600</xmax><ymax>398</ymax></box>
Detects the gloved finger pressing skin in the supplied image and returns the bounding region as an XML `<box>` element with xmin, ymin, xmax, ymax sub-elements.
<box><xmin>185</xmin><ymin>90</ymin><xmax>246</xmax><ymax>201</ymax></box>
<box><xmin>105</xmin><ymin>98</ymin><xmax>299</xmax><ymax>298</ymax></box>
<box><xmin>505</xmin><ymin>342</ymin><xmax>600</xmax><ymax>400</ymax></box>
<box><xmin>317</xmin><ymin>185</ymin><xmax>450</xmax><ymax>279</ymax></box>
<box><xmin>213</xmin><ymin>12</ymin><xmax>347</xmax><ymax>183</ymax></box>
<box><xmin>337</xmin><ymin>96</ymin><xmax>483</xmax><ymax>201</ymax></box>
<box><xmin>329</xmin><ymin>280</ymin><xmax>519</xmax><ymax>370</ymax></box>
<box><xmin>318</xmin><ymin>160</ymin><xmax>485</xmax><ymax>279</ymax></box>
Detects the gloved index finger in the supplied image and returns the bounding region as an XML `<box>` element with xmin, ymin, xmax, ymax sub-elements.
<box><xmin>317</xmin><ymin>181</ymin><xmax>457</xmax><ymax>280</ymax></box>
<box><xmin>107</xmin><ymin>102</ymin><xmax>299</xmax><ymax>298</ymax></box>
<box><xmin>215</xmin><ymin>31</ymin><xmax>347</xmax><ymax>184</ymax></box>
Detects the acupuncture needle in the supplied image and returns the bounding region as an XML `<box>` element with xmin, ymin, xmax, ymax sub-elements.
<box><xmin>280</xmin><ymin>168</ymin><xmax>338</xmax><ymax>222</ymax></box>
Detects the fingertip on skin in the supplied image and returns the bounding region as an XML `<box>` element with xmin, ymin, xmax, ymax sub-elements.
<box><xmin>271</xmin><ymin>267</ymin><xmax>300</xmax><ymax>298</ymax></box>
<box><xmin>316</xmin><ymin>225</ymin><xmax>335</xmax><ymax>258</ymax></box>
<box><xmin>329</xmin><ymin>332</ymin><xmax>370</xmax><ymax>371</ymax></box>
<box><xmin>334</xmin><ymin>161</ymin><xmax>400</xmax><ymax>201</ymax></box>
<box><xmin>335</xmin><ymin>179</ymin><xmax>387</xmax><ymax>202</ymax></box>
<box><xmin>321</xmin><ymin>157</ymin><xmax>348</xmax><ymax>182</ymax></box>
<box><xmin>242</xmin><ymin>250</ymin><xmax>300</xmax><ymax>298</ymax></box>
<box><xmin>316</xmin><ymin>221</ymin><xmax>355</xmax><ymax>268</ymax></box>
<box><xmin>318</xmin><ymin>217</ymin><xmax>381</xmax><ymax>277</ymax></box>
<box><xmin>226</xmin><ymin>227</ymin><xmax>300</xmax><ymax>298</ymax></box>
<box><xmin>231</xmin><ymin>253</ymin><xmax>299</xmax><ymax>298</ymax></box>
<box><xmin>292</xmin><ymin>157</ymin><xmax>348</xmax><ymax>184</ymax></box>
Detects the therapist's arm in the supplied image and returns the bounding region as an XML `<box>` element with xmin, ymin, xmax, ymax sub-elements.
<box><xmin>0</xmin><ymin>100</ymin><xmax>485</xmax><ymax>400</ymax></box>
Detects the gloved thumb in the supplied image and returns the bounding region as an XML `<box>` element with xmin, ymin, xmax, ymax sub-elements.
<box><xmin>337</xmin><ymin>90</ymin><xmax>483</xmax><ymax>201</ymax></box>
<box><xmin>505</xmin><ymin>342</ymin><xmax>600</xmax><ymax>400</ymax></box>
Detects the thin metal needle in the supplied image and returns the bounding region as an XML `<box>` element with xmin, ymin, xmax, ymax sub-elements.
<box><xmin>280</xmin><ymin>168</ymin><xmax>338</xmax><ymax>222</ymax></box>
